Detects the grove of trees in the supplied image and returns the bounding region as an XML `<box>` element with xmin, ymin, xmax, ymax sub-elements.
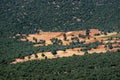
<box><xmin>0</xmin><ymin>0</ymin><xmax>120</xmax><ymax>80</ymax></box>
<box><xmin>0</xmin><ymin>52</ymin><xmax>120</xmax><ymax>80</ymax></box>
<box><xmin>0</xmin><ymin>0</ymin><xmax>119</xmax><ymax>37</ymax></box>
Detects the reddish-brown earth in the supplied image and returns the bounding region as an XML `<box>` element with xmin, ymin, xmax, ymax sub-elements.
<box><xmin>11</xmin><ymin>29</ymin><xmax>120</xmax><ymax>64</ymax></box>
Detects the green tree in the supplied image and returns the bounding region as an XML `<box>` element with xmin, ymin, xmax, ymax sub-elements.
<box><xmin>108</xmin><ymin>43</ymin><xmax>113</xmax><ymax>49</ymax></box>
<box><xmin>33</xmin><ymin>37</ymin><xmax>37</xmax><ymax>43</ymax></box>
<box><xmin>18</xmin><ymin>54</ymin><xmax>24</xmax><ymax>59</ymax></box>
<box><xmin>35</xmin><ymin>54</ymin><xmax>38</xmax><ymax>58</ymax></box>
<box><xmin>41</xmin><ymin>53</ymin><xmax>45</xmax><ymax>57</ymax></box>
<box><xmin>39</xmin><ymin>40</ymin><xmax>46</xmax><ymax>45</ymax></box>
<box><xmin>84</xmin><ymin>51</ymin><xmax>89</xmax><ymax>55</ymax></box>
<box><xmin>108</xmin><ymin>37</ymin><xmax>113</xmax><ymax>41</ymax></box>
<box><xmin>63</xmin><ymin>33</ymin><xmax>67</xmax><ymax>41</ymax></box>
<box><xmin>78</xmin><ymin>34</ymin><xmax>85</xmax><ymax>38</ymax></box>
<box><xmin>51</xmin><ymin>50</ymin><xmax>57</xmax><ymax>55</ymax></box>
<box><xmin>86</xmin><ymin>29</ymin><xmax>90</xmax><ymax>36</ymax></box>
<box><xmin>28</xmin><ymin>56</ymin><xmax>31</xmax><ymax>59</ymax></box>
<box><xmin>50</xmin><ymin>38</ymin><xmax>62</xmax><ymax>45</ymax></box>
<box><xmin>71</xmin><ymin>36</ymin><xmax>79</xmax><ymax>43</ymax></box>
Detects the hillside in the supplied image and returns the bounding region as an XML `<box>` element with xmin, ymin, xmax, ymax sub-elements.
<box><xmin>0</xmin><ymin>0</ymin><xmax>120</xmax><ymax>80</ymax></box>
<box><xmin>1</xmin><ymin>52</ymin><xmax>120</xmax><ymax>80</ymax></box>
<box><xmin>10</xmin><ymin>29</ymin><xmax>119</xmax><ymax>64</ymax></box>
<box><xmin>0</xmin><ymin>0</ymin><xmax>120</xmax><ymax>36</ymax></box>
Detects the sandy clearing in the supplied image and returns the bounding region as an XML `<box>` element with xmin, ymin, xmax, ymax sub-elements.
<box><xmin>103</xmin><ymin>40</ymin><xmax>120</xmax><ymax>44</ymax></box>
<box><xmin>20</xmin><ymin>29</ymin><xmax>99</xmax><ymax>46</ymax></box>
<box><xmin>44</xmin><ymin>52</ymin><xmax>56</xmax><ymax>59</ymax></box>
<box><xmin>37</xmin><ymin>53</ymin><xmax>45</xmax><ymax>60</ymax></box>
<box><xmin>11</xmin><ymin>43</ymin><xmax>119</xmax><ymax>64</ymax></box>
<box><xmin>11</xmin><ymin>49</ymin><xmax>85</xmax><ymax>64</ymax></box>
<box><xmin>88</xmin><ymin>45</ymin><xmax>106</xmax><ymax>54</ymax></box>
<box><xmin>11</xmin><ymin>29</ymin><xmax>120</xmax><ymax>64</ymax></box>
<box><xmin>90</xmin><ymin>29</ymin><xmax>101</xmax><ymax>36</ymax></box>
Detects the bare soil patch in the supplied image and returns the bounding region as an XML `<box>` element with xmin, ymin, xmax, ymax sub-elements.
<box><xmin>11</xmin><ymin>29</ymin><xmax>120</xmax><ymax>64</ymax></box>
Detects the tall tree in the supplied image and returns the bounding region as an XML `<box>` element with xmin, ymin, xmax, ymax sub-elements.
<box><xmin>86</xmin><ymin>29</ymin><xmax>90</xmax><ymax>38</ymax></box>
<box><xmin>51</xmin><ymin>50</ymin><xmax>57</xmax><ymax>55</ymax></box>
<box><xmin>63</xmin><ymin>33</ymin><xmax>67</xmax><ymax>41</ymax></box>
